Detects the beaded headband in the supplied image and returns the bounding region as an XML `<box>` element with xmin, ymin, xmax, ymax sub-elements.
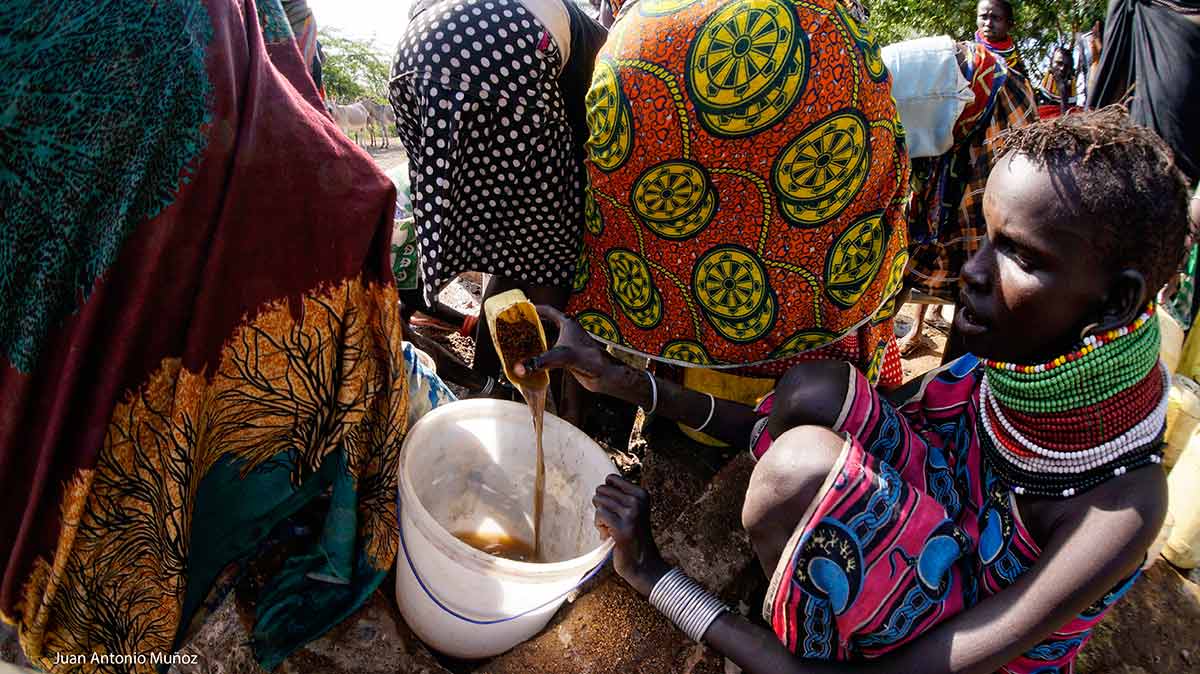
<box><xmin>979</xmin><ymin>304</ymin><xmax>1166</xmax><ymax>498</ymax></box>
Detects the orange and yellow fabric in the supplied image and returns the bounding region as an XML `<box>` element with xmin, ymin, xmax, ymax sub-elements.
<box><xmin>568</xmin><ymin>0</ymin><xmax>909</xmax><ymax>387</ymax></box>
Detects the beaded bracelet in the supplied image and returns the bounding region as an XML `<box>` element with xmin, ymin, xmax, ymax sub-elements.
<box><xmin>648</xmin><ymin>568</ymin><xmax>729</xmax><ymax>642</ymax></box>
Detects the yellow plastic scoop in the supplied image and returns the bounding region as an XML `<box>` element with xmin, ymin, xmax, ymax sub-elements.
<box><xmin>484</xmin><ymin>289</ymin><xmax>550</xmax><ymax>390</ymax></box>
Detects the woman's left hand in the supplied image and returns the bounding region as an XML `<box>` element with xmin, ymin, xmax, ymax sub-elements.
<box><xmin>593</xmin><ymin>474</ymin><xmax>670</xmax><ymax>597</ymax></box>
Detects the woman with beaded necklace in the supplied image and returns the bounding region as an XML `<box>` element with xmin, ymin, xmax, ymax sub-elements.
<box><xmin>516</xmin><ymin>108</ymin><xmax>1188</xmax><ymax>672</ymax></box>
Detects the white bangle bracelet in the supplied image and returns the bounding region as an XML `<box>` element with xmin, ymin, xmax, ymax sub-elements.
<box><xmin>648</xmin><ymin>568</ymin><xmax>729</xmax><ymax>642</ymax></box>
<box><xmin>643</xmin><ymin>369</ymin><xmax>658</xmax><ymax>416</ymax></box>
<box><xmin>692</xmin><ymin>393</ymin><xmax>716</xmax><ymax>433</ymax></box>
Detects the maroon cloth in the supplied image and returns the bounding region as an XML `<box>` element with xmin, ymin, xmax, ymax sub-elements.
<box><xmin>0</xmin><ymin>0</ymin><xmax>396</xmax><ymax>658</ymax></box>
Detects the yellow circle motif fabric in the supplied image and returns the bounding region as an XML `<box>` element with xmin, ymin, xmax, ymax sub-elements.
<box><xmin>568</xmin><ymin>0</ymin><xmax>909</xmax><ymax>371</ymax></box>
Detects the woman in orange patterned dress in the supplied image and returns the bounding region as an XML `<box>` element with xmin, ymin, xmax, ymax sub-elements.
<box><xmin>569</xmin><ymin>0</ymin><xmax>909</xmax><ymax>388</ymax></box>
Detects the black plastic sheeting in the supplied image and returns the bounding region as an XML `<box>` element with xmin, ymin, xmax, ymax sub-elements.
<box><xmin>1089</xmin><ymin>0</ymin><xmax>1200</xmax><ymax>184</ymax></box>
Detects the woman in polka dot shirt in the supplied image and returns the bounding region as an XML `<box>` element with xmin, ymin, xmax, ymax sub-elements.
<box><xmin>390</xmin><ymin>0</ymin><xmax>605</xmax><ymax>381</ymax></box>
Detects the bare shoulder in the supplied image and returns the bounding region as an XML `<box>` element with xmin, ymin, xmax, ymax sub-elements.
<box><xmin>1072</xmin><ymin>462</ymin><xmax>1168</xmax><ymax>520</ymax></box>
<box><xmin>1023</xmin><ymin>462</ymin><xmax>1167</xmax><ymax>566</ymax></box>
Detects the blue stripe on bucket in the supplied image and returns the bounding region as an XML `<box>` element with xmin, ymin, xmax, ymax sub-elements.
<box><xmin>397</xmin><ymin>494</ymin><xmax>612</xmax><ymax>625</ymax></box>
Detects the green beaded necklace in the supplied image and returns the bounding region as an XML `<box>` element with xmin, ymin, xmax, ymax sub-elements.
<box><xmin>979</xmin><ymin>304</ymin><xmax>1167</xmax><ymax>497</ymax></box>
<box><xmin>984</xmin><ymin>305</ymin><xmax>1160</xmax><ymax>414</ymax></box>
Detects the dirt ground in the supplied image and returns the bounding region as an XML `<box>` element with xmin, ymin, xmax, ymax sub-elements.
<box><xmin>366</xmin><ymin>144</ymin><xmax>408</xmax><ymax>175</ymax></box>
<box><xmin>896</xmin><ymin>302</ymin><xmax>952</xmax><ymax>381</ymax></box>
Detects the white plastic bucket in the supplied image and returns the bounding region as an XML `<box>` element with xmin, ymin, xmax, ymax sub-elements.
<box><xmin>395</xmin><ymin>399</ymin><xmax>616</xmax><ymax>658</ymax></box>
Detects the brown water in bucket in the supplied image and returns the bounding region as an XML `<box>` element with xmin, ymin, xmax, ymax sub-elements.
<box><xmin>454</xmin><ymin>530</ymin><xmax>540</xmax><ymax>563</ymax></box>
<box><xmin>493</xmin><ymin>317</ymin><xmax>548</xmax><ymax>559</ymax></box>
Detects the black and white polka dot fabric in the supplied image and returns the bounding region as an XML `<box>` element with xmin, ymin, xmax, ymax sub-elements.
<box><xmin>390</xmin><ymin>0</ymin><xmax>584</xmax><ymax>305</ymax></box>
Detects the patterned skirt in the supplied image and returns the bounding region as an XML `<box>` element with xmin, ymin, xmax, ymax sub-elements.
<box><xmin>0</xmin><ymin>1</ymin><xmax>441</xmax><ymax>669</ymax></box>
<box><xmin>755</xmin><ymin>359</ymin><xmax>1139</xmax><ymax>672</ymax></box>
<box><xmin>567</xmin><ymin>0</ymin><xmax>909</xmax><ymax>381</ymax></box>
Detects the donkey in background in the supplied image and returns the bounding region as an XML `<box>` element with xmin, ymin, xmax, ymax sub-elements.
<box><xmin>357</xmin><ymin>99</ymin><xmax>397</xmax><ymax>149</ymax></box>
<box><xmin>324</xmin><ymin>99</ymin><xmax>371</xmax><ymax>145</ymax></box>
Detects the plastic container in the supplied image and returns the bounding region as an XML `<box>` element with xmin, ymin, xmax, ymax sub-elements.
<box><xmin>1164</xmin><ymin>429</ymin><xmax>1200</xmax><ymax>569</ymax></box>
<box><xmin>395</xmin><ymin>399</ymin><xmax>615</xmax><ymax>658</ymax></box>
<box><xmin>881</xmin><ymin>35</ymin><xmax>974</xmax><ymax>158</ymax></box>
<box><xmin>1158</xmin><ymin>306</ymin><xmax>1184</xmax><ymax>374</ymax></box>
<box><xmin>1165</xmin><ymin>375</ymin><xmax>1200</xmax><ymax>469</ymax></box>
<box><xmin>1177</xmin><ymin>315</ymin><xmax>1200</xmax><ymax>382</ymax></box>
<box><xmin>408</xmin><ymin>343</ymin><xmax>436</xmax><ymax>374</ymax></box>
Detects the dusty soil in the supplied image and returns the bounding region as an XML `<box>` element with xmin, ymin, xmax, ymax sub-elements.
<box><xmin>1075</xmin><ymin>562</ymin><xmax>1200</xmax><ymax>674</ymax></box>
<box><xmin>896</xmin><ymin>301</ymin><xmax>952</xmax><ymax>382</ymax></box>
<box><xmin>367</xmin><ymin>144</ymin><xmax>408</xmax><ymax>175</ymax></box>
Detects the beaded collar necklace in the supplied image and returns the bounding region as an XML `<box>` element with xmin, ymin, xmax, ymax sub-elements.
<box><xmin>978</xmin><ymin>304</ymin><xmax>1167</xmax><ymax>498</ymax></box>
<box><xmin>975</xmin><ymin>31</ymin><xmax>1016</xmax><ymax>53</ymax></box>
<box><xmin>975</xmin><ymin>32</ymin><xmax>1025</xmax><ymax>74</ymax></box>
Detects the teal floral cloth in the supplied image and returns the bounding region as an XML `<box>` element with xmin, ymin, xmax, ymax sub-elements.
<box><xmin>389</xmin><ymin>163</ymin><xmax>420</xmax><ymax>291</ymax></box>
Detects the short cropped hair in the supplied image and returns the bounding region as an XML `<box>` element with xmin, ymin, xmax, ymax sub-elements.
<box><xmin>999</xmin><ymin>106</ymin><xmax>1191</xmax><ymax>291</ymax></box>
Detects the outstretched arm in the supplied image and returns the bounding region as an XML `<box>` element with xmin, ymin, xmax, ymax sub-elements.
<box><xmin>517</xmin><ymin>306</ymin><xmax>851</xmax><ymax>448</ymax></box>
<box><xmin>516</xmin><ymin>306</ymin><xmax>762</xmax><ymax>447</ymax></box>
<box><xmin>597</xmin><ymin>466</ymin><xmax>1165</xmax><ymax>674</ymax></box>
